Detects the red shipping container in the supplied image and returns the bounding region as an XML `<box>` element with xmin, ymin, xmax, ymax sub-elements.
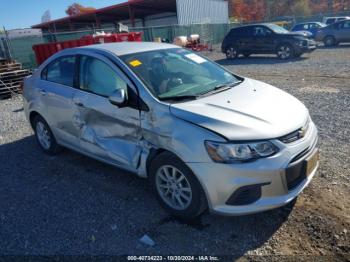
<box><xmin>33</xmin><ymin>32</ymin><xmax>143</xmax><ymax>66</ymax></box>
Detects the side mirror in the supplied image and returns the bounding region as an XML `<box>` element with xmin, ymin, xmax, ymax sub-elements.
<box><xmin>109</xmin><ymin>89</ymin><xmax>127</xmax><ymax>107</ymax></box>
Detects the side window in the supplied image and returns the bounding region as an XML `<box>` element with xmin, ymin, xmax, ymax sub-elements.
<box><xmin>326</xmin><ymin>18</ymin><xmax>335</xmax><ymax>25</ymax></box>
<box><xmin>303</xmin><ymin>24</ymin><xmax>309</xmax><ymax>30</ymax></box>
<box><xmin>253</xmin><ymin>27</ymin><xmax>271</xmax><ymax>36</ymax></box>
<box><xmin>334</xmin><ymin>22</ymin><xmax>343</xmax><ymax>29</ymax></box>
<box><xmin>79</xmin><ymin>56</ymin><xmax>127</xmax><ymax>97</ymax></box>
<box><xmin>43</xmin><ymin>56</ymin><xmax>76</xmax><ymax>87</ymax></box>
<box><xmin>342</xmin><ymin>21</ymin><xmax>350</xmax><ymax>28</ymax></box>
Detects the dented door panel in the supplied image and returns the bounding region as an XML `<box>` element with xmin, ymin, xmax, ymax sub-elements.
<box><xmin>73</xmin><ymin>90</ymin><xmax>142</xmax><ymax>169</ymax></box>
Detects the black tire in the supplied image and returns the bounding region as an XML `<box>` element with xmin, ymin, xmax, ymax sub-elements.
<box><xmin>276</xmin><ymin>44</ymin><xmax>294</xmax><ymax>60</ymax></box>
<box><xmin>225</xmin><ymin>46</ymin><xmax>239</xmax><ymax>60</ymax></box>
<box><xmin>242</xmin><ymin>52</ymin><xmax>251</xmax><ymax>58</ymax></box>
<box><xmin>33</xmin><ymin>115</ymin><xmax>61</xmax><ymax>155</ymax></box>
<box><xmin>149</xmin><ymin>152</ymin><xmax>207</xmax><ymax>220</ymax></box>
<box><xmin>294</xmin><ymin>52</ymin><xmax>303</xmax><ymax>58</ymax></box>
<box><xmin>324</xmin><ymin>35</ymin><xmax>336</xmax><ymax>47</ymax></box>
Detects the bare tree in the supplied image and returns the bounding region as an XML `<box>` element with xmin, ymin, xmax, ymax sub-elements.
<box><xmin>41</xmin><ymin>10</ymin><xmax>51</xmax><ymax>23</ymax></box>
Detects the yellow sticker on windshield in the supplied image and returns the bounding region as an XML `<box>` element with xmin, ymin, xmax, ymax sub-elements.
<box><xmin>129</xmin><ymin>60</ymin><xmax>142</xmax><ymax>67</ymax></box>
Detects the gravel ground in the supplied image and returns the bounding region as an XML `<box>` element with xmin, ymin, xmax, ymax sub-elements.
<box><xmin>0</xmin><ymin>45</ymin><xmax>349</xmax><ymax>259</ymax></box>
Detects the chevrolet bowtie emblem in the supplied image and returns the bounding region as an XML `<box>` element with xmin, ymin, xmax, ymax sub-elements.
<box><xmin>298</xmin><ymin>127</ymin><xmax>307</xmax><ymax>138</ymax></box>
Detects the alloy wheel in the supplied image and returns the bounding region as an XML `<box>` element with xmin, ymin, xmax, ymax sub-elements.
<box><xmin>226</xmin><ymin>47</ymin><xmax>237</xmax><ymax>59</ymax></box>
<box><xmin>155</xmin><ymin>165</ymin><xmax>192</xmax><ymax>210</ymax></box>
<box><xmin>36</xmin><ymin>121</ymin><xmax>51</xmax><ymax>150</ymax></box>
<box><xmin>278</xmin><ymin>45</ymin><xmax>291</xmax><ymax>59</ymax></box>
<box><xmin>325</xmin><ymin>36</ymin><xmax>335</xmax><ymax>46</ymax></box>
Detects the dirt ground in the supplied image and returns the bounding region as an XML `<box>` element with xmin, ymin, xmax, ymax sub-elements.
<box><xmin>0</xmin><ymin>44</ymin><xmax>349</xmax><ymax>260</ymax></box>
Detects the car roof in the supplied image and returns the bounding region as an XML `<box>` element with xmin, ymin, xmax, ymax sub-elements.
<box><xmin>295</xmin><ymin>22</ymin><xmax>321</xmax><ymax>25</ymax></box>
<box><xmin>80</xmin><ymin>42</ymin><xmax>180</xmax><ymax>56</ymax></box>
<box><xmin>324</xmin><ymin>16</ymin><xmax>350</xmax><ymax>19</ymax></box>
<box><xmin>328</xmin><ymin>18</ymin><xmax>350</xmax><ymax>25</ymax></box>
<box><xmin>231</xmin><ymin>23</ymin><xmax>272</xmax><ymax>29</ymax></box>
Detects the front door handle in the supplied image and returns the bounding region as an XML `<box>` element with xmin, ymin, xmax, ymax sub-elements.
<box><xmin>39</xmin><ymin>89</ymin><xmax>47</xmax><ymax>96</ymax></box>
<box><xmin>74</xmin><ymin>101</ymin><xmax>85</xmax><ymax>107</ymax></box>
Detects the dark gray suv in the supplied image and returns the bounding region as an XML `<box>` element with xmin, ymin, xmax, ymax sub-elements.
<box><xmin>222</xmin><ymin>23</ymin><xmax>317</xmax><ymax>60</ymax></box>
<box><xmin>315</xmin><ymin>19</ymin><xmax>350</xmax><ymax>46</ymax></box>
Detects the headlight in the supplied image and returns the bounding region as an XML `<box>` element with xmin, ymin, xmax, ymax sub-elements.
<box><xmin>297</xmin><ymin>40</ymin><xmax>307</xmax><ymax>47</ymax></box>
<box><xmin>205</xmin><ymin>141</ymin><xmax>279</xmax><ymax>163</ymax></box>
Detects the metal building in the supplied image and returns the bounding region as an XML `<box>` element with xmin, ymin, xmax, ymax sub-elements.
<box><xmin>177</xmin><ymin>0</ymin><xmax>229</xmax><ymax>25</ymax></box>
<box><xmin>32</xmin><ymin>0</ymin><xmax>229</xmax><ymax>32</ymax></box>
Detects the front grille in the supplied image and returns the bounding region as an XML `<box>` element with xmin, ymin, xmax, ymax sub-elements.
<box><xmin>279</xmin><ymin>129</ymin><xmax>302</xmax><ymax>143</ymax></box>
<box><xmin>279</xmin><ymin>118</ymin><xmax>310</xmax><ymax>144</ymax></box>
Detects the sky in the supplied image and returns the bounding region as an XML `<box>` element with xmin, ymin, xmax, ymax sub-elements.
<box><xmin>0</xmin><ymin>0</ymin><xmax>126</xmax><ymax>30</ymax></box>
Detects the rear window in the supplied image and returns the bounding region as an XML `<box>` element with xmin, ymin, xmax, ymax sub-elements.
<box><xmin>326</xmin><ymin>18</ymin><xmax>336</xmax><ymax>24</ymax></box>
<box><xmin>42</xmin><ymin>56</ymin><xmax>76</xmax><ymax>87</ymax></box>
<box><xmin>229</xmin><ymin>27</ymin><xmax>252</xmax><ymax>37</ymax></box>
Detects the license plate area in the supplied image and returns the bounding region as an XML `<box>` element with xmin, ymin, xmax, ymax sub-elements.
<box><xmin>286</xmin><ymin>148</ymin><xmax>319</xmax><ymax>190</ymax></box>
<box><xmin>306</xmin><ymin>149</ymin><xmax>319</xmax><ymax>177</ymax></box>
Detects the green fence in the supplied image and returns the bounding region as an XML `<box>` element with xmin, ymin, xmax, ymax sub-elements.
<box><xmin>7</xmin><ymin>23</ymin><xmax>239</xmax><ymax>69</ymax></box>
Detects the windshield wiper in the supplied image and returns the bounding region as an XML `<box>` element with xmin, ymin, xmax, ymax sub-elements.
<box><xmin>200</xmin><ymin>81</ymin><xmax>242</xmax><ymax>96</ymax></box>
<box><xmin>159</xmin><ymin>95</ymin><xmax>198</xmax><ymax>102</ymax></box>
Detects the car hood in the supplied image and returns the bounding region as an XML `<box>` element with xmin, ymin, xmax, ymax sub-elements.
<box><xmin>170</xmin><ymin>78</ymin><xmax>309</xmax><ymax>140</ymax></box>
<box><xmin>279</xmin><ymin>32</ymin><xmax>309</xmax><ymax>38</ymax></box>
<box><xmin>292</xmin><ymin>30</ymin><xmax>313</xmax><ymax>37</ymax></box>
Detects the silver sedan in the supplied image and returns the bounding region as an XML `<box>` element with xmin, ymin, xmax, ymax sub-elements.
<box><xmin>23</xmin><ymin>42</ymin><xmax>319</xmax><ymax>219</ymax></box>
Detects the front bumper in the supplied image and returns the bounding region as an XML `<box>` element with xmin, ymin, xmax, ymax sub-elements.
<box><xmin>188</xmin><ymin>121</ymin><xmax>319</xmax><ymax>216</ymax></box>
<box><xmin>296</xmin><ymin>40</ymin><xmax>317</xmax><ymax>53</ymax></box>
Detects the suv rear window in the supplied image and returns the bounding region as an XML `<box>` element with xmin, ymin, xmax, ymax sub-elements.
<box><xmin>229</xmin><ymin>27</ymin><xmax>252</xmax><ymax>37</ymax></box>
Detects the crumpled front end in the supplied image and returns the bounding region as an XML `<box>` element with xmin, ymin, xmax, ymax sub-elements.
<box><xmin>187</xmin><ymin>119</ymin><xmax>319</xmax><ymax>215</ymax></box>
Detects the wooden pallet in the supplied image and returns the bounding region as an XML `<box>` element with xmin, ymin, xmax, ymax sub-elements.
<box><xmin>0</xmin><ymin>63</ymin><xmax>22</xmax><ymax>73</ymax></box>
<box><xmin>0</xmin><ymin>60</ymin><xmax>30</xmax><ymax>98</ymax></box>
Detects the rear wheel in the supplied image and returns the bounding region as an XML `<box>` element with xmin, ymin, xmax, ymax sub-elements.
<box><xmin>149</xmin><ymin>152</ymin><xmax>207</xmax><ymax>219</ymax></box>
<box><xmin>324</xmin><ymin>36</ymin><xmax>336</xmax><ymax>47</ymax></box>
<box><xmin>225</xmin><ymin>46</ymin><xmax>239</xmax><ymax>60</ymax></box>
<box><xmin>33</xmin><ymin>115</ymin><xmax>61</xmax><ymax>155</ymax></box>
<box><xmin>277</xmin><ymin>44</ymin><xmax>294</xmax><ymax>60</ymax></box>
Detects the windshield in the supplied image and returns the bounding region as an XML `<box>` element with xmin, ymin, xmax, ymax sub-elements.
<box><xmin>267</xmin><ymin>24</ymin><xmax>290</xmax><ymax>34</ymax></box>
<box><xmin>120</xmin><ymin>48</ymin><xmax>241</xmax><ymax>100</ymax></box>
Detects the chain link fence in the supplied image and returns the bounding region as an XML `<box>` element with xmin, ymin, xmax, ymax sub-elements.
<box><xmin>3</xmin><ymin>22</ymin><xmax>240</xmax><ymax>70</ymax></box>
<box><xmin>4</xmin><ymin>9</ymin><xmax>350</xmax><ymax>70</ymax></box>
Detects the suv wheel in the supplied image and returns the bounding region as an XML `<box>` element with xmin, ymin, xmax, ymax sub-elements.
<box><xmin>324</xmin><ymin>36</ymin><xmax>335</xmax><ymax>47</ymax></box>
<box><xmin>277</xmin><ymin>44</ymin><xmax>294</xmax><ymax>60</ymax></box>
<box><xmin>33</xmin><ymin>115</ymin><xmax>61</xmax><ymax>155</ymax></box>
<box><xmin>149</xmin><ymin>152</ymin><xmax>207</xmax><ymax>219</ymax></box>
<box><xmin>225</xmin><ymin>46</ymin><xmax>238</xmax><ymax>60</ymax></box>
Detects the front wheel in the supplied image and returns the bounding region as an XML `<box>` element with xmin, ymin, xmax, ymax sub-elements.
<box><xmin>324</xmin><ymin>36</ymin><xmax>336</xmax><ymax>47</ymax></box>
<box><xmin>277</xmin><ymin>44</ymin><xmax>294</xmax><ymax>60</ymax></box>
<box><xmin>149</xmin><ymin>152</ymin><xmax>207</xmax><ymax>219</ymax></box>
